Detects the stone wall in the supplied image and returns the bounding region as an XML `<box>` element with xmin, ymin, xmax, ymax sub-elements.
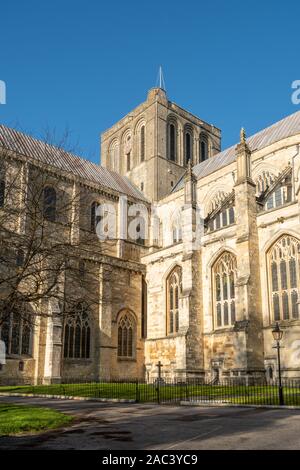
<box><xmin>101</xmin><ymin>87</ymin><xmax>220</xmax><ymax>202</ymax></box>
<box><xmin>98</xmin><ymin>262</ymin><xmax>145</xmax><ymax>381</ymax></box>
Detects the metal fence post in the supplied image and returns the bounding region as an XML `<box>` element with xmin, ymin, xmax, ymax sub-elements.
<box><xmin>185</xmin><ymin>382</ymin><xmax>189</xmax><ymax>401</ymax></box>
<box><xmin>156</xmin><ymin>381</ymin><xmax>160</xmax><ymax>404</ymax></box>
<box><xmin>156</xmin><ymin>361</ymin><xmax>163</xmax><ymax>404</ymax></box>
<box><xmin>135</xmin><ymin>379</ymin><xmax>139</xmax><ymax>403</ymax></box>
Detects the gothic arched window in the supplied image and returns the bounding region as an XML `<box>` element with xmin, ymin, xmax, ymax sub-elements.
<box><xmin>43</xmin><ymin>186</ymin><xmax>56</xmax><ymax>222</ymax></box>
<box><xmin>140</xmin><ymin>125</ymin><xmax>145</xmax><ymax>162</ymax></box>
<box><xmin>108</xmin><ymin>140</ymin><xmax>119</xmax><ymax>171</ymax></box>
<box><xmin>90</xmin><ymin>201</ymin><xmax>101</xmax><ymax>232</ymax></box>
<box><xmin>63</xmin><ymin>303</ymin><xmax>91</xmax><ymax>359</ymax></box>
<box><xmin>172</xmin><ymin>222</ymin><xmax>183</xmax><ymax>244</ymax></box>
<box><xmin>117</xmin><ymin>311</ymin><xmax>136</xmax><ymax>358</ymax></box>
<box><xmin>167</xmin><ymin>121</ymin><xmax>177</xmax><ymax>162</ymax></box>
<box><xmin>213</xmin><ymin>252</ymin><xmax>237</xmax><ymax>328</ymax></box>
<box><xmin>141</xmin><ymin>277</ymin><xmax>147</xmax><ymax>339</ymax></box>
<box><xmin>16</xmin><ymin>249</ymin><xmax>25</xmax><ymax>267</ymax></box>
<box><xmin>0</xmin><ymin>179</ymin><xmax>5</xmax><ymax>207</ymax></box>
<box><xmin>199</xmin><ymin>134</ymin><xmax>209</xmax><ymax>162</ymax></box>
<box><xmin>122</xmin><ymin>131</ymin><xmax>132</xmax><ymax>173</ymax></box>
<box><xmin>127</xmin><ymin>153</ymin><xmax>131</xmax><ymax>172</ymax></box>
<box><xmin>268</xmin><ymin>235</ymin><xmax>300</xmax><ymax>321</ymax></box>
<box><xmin>201</xmin><ymin>141</ymin><xmax>207</xmax><ymax>162</ymax></box>
<box><xmin>184</xmin><ymin>129</ymin><xmax>193</xmax><ymax>165</ymax></box>
<box><xmin>166</xmin><ymin>266</ymin><xmax>182</xmax><ymax>335</ymax></box>
<box><xmin>0</xmin><ymin>307</ymin><xmax>32</xmax><ymax>356</ymax></box>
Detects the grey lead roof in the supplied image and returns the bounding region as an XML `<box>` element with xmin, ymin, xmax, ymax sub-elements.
<box><xmin>2</xmin><ymin>109</ymin><xmax>300</xmax><ymax>201</ymax></box>
<box><xmin>172</xmin><ymin>109</ymin><xmax>300</xmax><ymax>193</ymax></box>
<box><xmin>0</xmin><ymin>125</ymin><xmax>148</xmax><ymax>202</ymax></box>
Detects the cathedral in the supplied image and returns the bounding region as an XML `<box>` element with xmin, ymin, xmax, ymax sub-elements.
<box><xmin>0</xmin><ymin>85</ymin><xmax>300</xmax><ymax>385</ymax></box>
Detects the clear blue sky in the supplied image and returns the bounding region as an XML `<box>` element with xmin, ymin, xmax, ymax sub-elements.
<box><xmin>1</xmin><ymin>0</ymin><xmax>300</xmax><ymax>164</ymax></box>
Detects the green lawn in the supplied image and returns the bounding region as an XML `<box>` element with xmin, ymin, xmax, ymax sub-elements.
<box><xmin>0</xmin><ymin>403</ymin><xmax>73</xmax><ymax>436</ymax></box>
<box><xmin>1</xmin><ymin>382</ymin><xmax>300</xmax><ymax>406</ymax></box>
<box><xmin>0</xmin><ymin>382</ymin><xmax>140</xmax><ymax>399</ymax></box>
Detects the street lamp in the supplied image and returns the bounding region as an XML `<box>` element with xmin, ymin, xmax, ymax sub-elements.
<box><xmin>272</xmin><ymin>322</ymin><xmax>284</xmax><ymax>406</ymax></box>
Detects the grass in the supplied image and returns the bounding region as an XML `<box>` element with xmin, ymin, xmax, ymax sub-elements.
<box><xmin>1</xmin><ymin>382</ymin><xmax>300</xmax><ymax>406</ymax></box>
<box><xmin>0</xmin><ymin>403</ymin><xmax>73</xmax><ymax>436</ymax></box>
<box><xmin>0</xmin><ymin>382</ymin><xmax>140</xmax><ymax>399</ymax></box>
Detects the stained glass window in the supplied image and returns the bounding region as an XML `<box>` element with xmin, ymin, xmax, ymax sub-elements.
<box><xmin>213</xmin><ymin>252</ymin><xmax>237</xmax><ymax>328</ymax></box>
<box><xmin>268</xmin><ymin>236</ymin><xmax>300</xmax><ymax>321</ymax></box>
<box><xmin>140</xmin><ymin>125</ymin><xmax>145</xmax><ymax>162</ymax></box>
<box><xmin>64</xmin><ymin>303</ymin><xmax>91</xmax><ymax>359</ymax></box>
<box><xmin>168</xmin><ymin>123</ymin><xmax>176</xmax><ymax>162</ymax></box>
<box><xmin>167</xmin><ymin>266</ymin><xmax>182</xmax><ymax>335</ymax></box>
<box><xmin>0</xmin><ymin>309</ymin><xmax>32</xmax><ymax>356</ymax></box>
<box><xmin>117</xmin><ymin>312</ymin><xmax>136</xmax><ymax>358</ymax></box>
<box><xmin>43</xmin><ymin>186</ymin><xmax>56</xmax><ymax>222</ymax></box>
<box><xmin>185</xmin><ymin>132</ymin><xmax>192</xmax><ymax>164</ymax></box>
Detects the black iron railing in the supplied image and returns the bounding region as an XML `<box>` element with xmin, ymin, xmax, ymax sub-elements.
<box><xmin>1</xmin><ymin>377</ymin><xmax>300</xmax><ymax>406</ymax></box>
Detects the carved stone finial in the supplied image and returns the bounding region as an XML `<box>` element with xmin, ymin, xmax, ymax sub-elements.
<box><xmin>235</xmin><ymin>126</ymin><xmax>253</xmax><ymax>184</ymax></box>
<box><xmin>240</xmin><ymin>127</ymin><xmax>246</xmax><ymax>144</ymax></box>
<box><xmin>184</xmin><ymin>159</ymin><xmax>196</xmax><ymax>205</ymax></box>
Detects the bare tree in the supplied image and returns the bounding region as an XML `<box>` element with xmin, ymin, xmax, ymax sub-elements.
<box><xmin>0</xmin><ymin>129</ymin><xmax>117</xmax><ymax>339</ymax></box>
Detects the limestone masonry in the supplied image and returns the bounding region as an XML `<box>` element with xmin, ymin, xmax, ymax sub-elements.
<box><xmin>0</xmin><ymin>87</ymin><xmax>300</xmax><ymax>384</ymax></box>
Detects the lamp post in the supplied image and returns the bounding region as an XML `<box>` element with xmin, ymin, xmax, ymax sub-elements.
<box><xmin>272</xmin><ymin>322</ymin><xmax>284</xmax><ymax>406</ymax></box>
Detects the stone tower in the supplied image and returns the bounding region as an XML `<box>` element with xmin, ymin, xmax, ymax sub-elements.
<box><xmin>101</xmin><ymin>87</ymin><xmax>221</xmax><ymax>202</ymax></box>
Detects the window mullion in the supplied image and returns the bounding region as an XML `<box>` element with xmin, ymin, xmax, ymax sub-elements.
<box><xmin>121</xmin><ymin>327</ymin><xmax>124</xmax><ymax>356</ymax></box>
<box><xmin>221</xmin><ymin>273</ymin><xmax>224</xmax><ymax>326</ymax></box>
<box><xmin>123</xmin><ymin>327</ymin><xmax>126</xmax><ymax>357</ymax></box>
<box><xmin>227</xmin><ymin>271</ymin><xmax>231</xmax><ymax>324</ymax></box>
<box><xmin>277</xmin><ymin>261</ymin><xmax>283</xmax><ymax>320</ymax></box>
<box><xmin>286</xmin><ymin>255</ymin><xmax>293</xmax><ymax>318</ymax></box>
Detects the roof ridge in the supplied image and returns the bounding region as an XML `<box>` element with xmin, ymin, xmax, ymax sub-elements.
<box><xmin>193</xmin><ymin>109</ymin><xmax>300</xmax><ymax>174</ymax></box>
<box><xmin>0</xmin><ymin>124</ymin><xmax>149</xmax><ymax>202</ymax></box>
<box><xmin>169</xmin><ymin>109</ymin><xmax>300</xmax><ymax>196</ymax></box>
<box><xmin>0</xmin><ymin>124</ymin><xmax>113</xmax><ymax>174</ymax></box>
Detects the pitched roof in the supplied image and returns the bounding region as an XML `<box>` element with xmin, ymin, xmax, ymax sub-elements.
<box><xmin>172</xmin><ymin>110</ymin><xmax>300</xmax><ymax>193</ymax></box>
<box><xmin>0</xmin><ymin>125</ymin><xmax>148</xmax><ymax>202</ymax></box>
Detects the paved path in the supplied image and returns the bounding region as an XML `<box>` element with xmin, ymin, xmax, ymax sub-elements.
<box><xmin>1</xmin><ymin>396</ymin><xmax>300</xmax><ymax>450</ymax></box>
